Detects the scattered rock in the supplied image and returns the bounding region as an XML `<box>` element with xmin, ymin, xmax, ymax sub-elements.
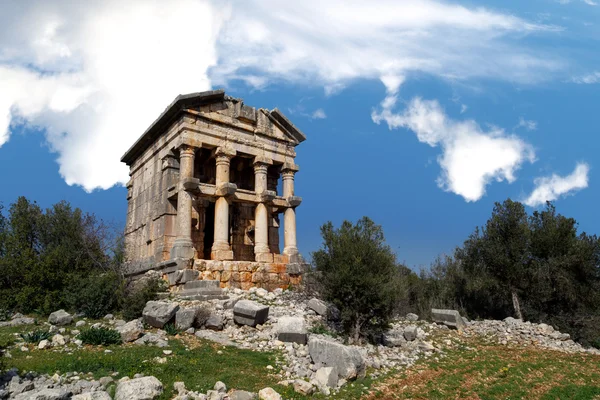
<box><xmin>72</xmin><ymin>392</ymin><xmax>112</xmax><ymax>400</ymax></box>
<box><xmin>175</xmin><ymin>308</ymin><xmax>197</xmax><ymax>331</ymax></box>
<box><xmin>257</xmin><ymin>387</ymin><xmax>281</xmax><ymax>400</ymax></box>
<box><xmin>38</xmin><ymin>340</ymin><xmax>49</xmax><ymax>350</ymax></box>
<box><xmin>275</xmin><ymin>316</ymin><xmax>307</xmax><ymax>344</ymax></box>
<box><xmin>48</xmin><ymin>310</ymin><xmax>73</xmax><ymax>326</ymax></box>
<box><xmin>307</xmin><ymin>298</ymin><xmax>328</xmax><ymax>316</ymax></box>
<box><xmin>205</xmin><ymin>314</ymin><xmax>224</xmax><ymax>331</ymax></box>
<box><xmin>143</xmin><ymin>301</ymin><xmax>179</xmax><ymax>328</ymax></box>
<box><xmin>431</xmin><ymin>309</ymin><xmax>466</xmax><ymax>330</ymax></box>
<box><xmin>308</xmin><ymin>336</ymin><xmax>365</xmax><ymax>380</ymax></box>
<box><xmin>314</xmin><ymin>366</ymin><xmax>338</xmax><ymax>389</ymax></box>
<box><xmin>117</xmin><ymin>319</ymin><xmax>144</xmax><ymax>343</ymax></box>
<box><xmin>406</xmin><ymin>313</ymin><xmax>419</xmax><ymax>321</ymax></box>
<box><xmin>233</xmin><ymin>300</ymin><xmax>269</xmax><ymax>327</ymax></box>
<box><xmin>114</xmin><ymin>376</ymin><xmax>163</xmax><ymax>400</ymax></box>
<box><xmin>292</xmin><ymin>379</ymin><xmax>314</xmax><ymax>396</ymax></box>
<box><xmin>51</xmin><ymin>334</ymin><xmax>66</xmax><ymax>346</ymax></box>
<box><xmin>228</xmin><ymin>390</ymin><xmax>257</xmax><ymax>400</ymax></box>
<box><xmin>403</xmin><ymin>326</ymin><xmax>418</xmax><ymax>342</ymax></box>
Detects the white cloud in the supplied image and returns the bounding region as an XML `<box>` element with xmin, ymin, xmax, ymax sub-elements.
<box><xmin>460</xmin><ymin>104</ymin><xmax>468</xmax><ymax>114</ymax></box>
<box><xmin>0</xmin><ymin>0</ymin><xmax>565</xmax><ymax>191</ymax></box>
<box><xmin>311</xmin><ymin>109</ymin><xmax>327</xmax><ymax>120</ymax></box>
<box><xmin>524</xmin><ymin>163</ymin><xmax>590</xmax><ymax>206</ymax></box>
<box><xmin>517</xmin><ymin>117</ymin><xmax>538</xmax><ymax>131</ymax></box>
<box><xmin>572</xmin><ymin>71</ymin><xmax>600</xmax><ymax>84</ymax></box>
<box><xmin>373</xmin><ymin>96</ymin><xmax>536</xmax><ymax>202</ymax></box>
<box><xmin>583</xmin><ymin>0</ymin><xmax>598</xmax><ymax>5</ymax></box>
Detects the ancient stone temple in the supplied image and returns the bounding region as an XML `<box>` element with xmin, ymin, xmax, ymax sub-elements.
<box><xmin>121</xmin><ymin>90</ymin><xmax>306</xmax><ymax>290</ymax></box>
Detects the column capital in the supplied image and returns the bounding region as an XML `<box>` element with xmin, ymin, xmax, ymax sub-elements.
<box><xmin>178</xmin><ymin>145</ymin><xmax>196</xmax><ymax>158</ymax></box>
<box><xmin>253</xmin><ymin>155</ymin><xmax>273</xmax><ymax>166</ymax></box>
<box><xmin>281</xmin><ymin>162</ymin><xmax>300</xmax><ymax>173</ymax></box>
<box><xmin>214</xmin><ymin>145</ymin><xmax>236</xmax><ymax>160</ymax></box>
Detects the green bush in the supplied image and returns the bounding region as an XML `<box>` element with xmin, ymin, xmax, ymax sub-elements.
<box><xmin>68</xmin><ymin>271</ymin><xmax>124</xmax><ymax>319</ymax></box>
<box><xmin>122</xmin><ymin>276</ymin><xmax>167</xmax><ymax>321</ymax></box>
<box><xmin>163</xmin><ymin>323</ymin><xmax>179</xmax><ymax>336</ymax></box>
<box><xmin>79</xmin><ymin>327</ymin><xmax>122</xmax><ymax>346</ymax></box>
<box><xmin>312</xmin><ymin>216</ymin><xmax>400</xmax><ymax>343</ymax></box>
<box><xmin>20</xmin><ymin>329</ymin><xmax>51</xmax><ymax>343</ymax></box>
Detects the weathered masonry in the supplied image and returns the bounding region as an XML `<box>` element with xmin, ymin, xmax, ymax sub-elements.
<box><xmin>121</xmin><ymin>90</ymin><xmax>307</xmax><ymax>290</ymax></box>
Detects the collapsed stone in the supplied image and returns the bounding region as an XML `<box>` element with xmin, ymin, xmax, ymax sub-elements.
<box><xmin>258</xmin><ymin>387</ymin><xmax>281</xmax><ymax>400</ymax></box>
<box><xmin>432</xmin><ymin>309</ymin><xmax>466</xmax><ymax>330</ymax></box>
<box><xmin>307</xmin><ymin>298</ymin><xmax>328</xmax><ymax>316</ymax></box>
<box><xmin>233</xmin><ymin>300</ymin><xmax>269</xmax><ymax>327</ymax></box>
<box><xmin>275</xmin><ymin>316</ymin><xmax>307</xmax><ymax>344</ymax></box>
<box><xmin>308</xmin><ymin>336</ymin><xmax>365</xmax><ymax>380</ymax></box>
<box><xmin>175</xmin><ymin>308</ymin><xmax>197</xmax><ymax>331</ymax></box>
<box><xmin>143</xmin><ymin>301</ymin><xmax>179</xmax><ymax>328</ymax></box>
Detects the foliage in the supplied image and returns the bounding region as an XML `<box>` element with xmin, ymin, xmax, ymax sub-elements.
<box><xmin>79</xmin><ymin>327</ymin><xmax>122</xmax><ymax>346</ymax></box>
<box><xmin>412</xmin><ymin>199</ymin><xmax>600</xmax><ymax>346</ymax></box>
<box><xmin>0</xmin><ymin>197</ymin><xmax>122</xmax><ymax>314</ymax></box>
<box><xmin>163</xmin><ymin>323</ymin><xmax>179</xmax><ymax>336</ymax></box>
<box><xmin>20</xmin><ymin>329</ymin><xmax>51</xmax><ymax>344</ymax></box>
<box><xmin>312</xmin><ymin>216</ymin><xmax>400</xmax><ymax>343</ymax></box>
<box><xmin>122</xmin><ymin>276</ymin><xmax>167</xmax><ymax>321</ymax></box>
<box><xmin>68</xmin><ymin>271</ymin><xmax>125</xmax><ymax>319</ymax></box>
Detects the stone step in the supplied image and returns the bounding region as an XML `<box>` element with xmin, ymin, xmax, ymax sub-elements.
<box><xmin>177</xmin><ymin>288</ymin><xmax>224</xmax><ymax>297</ymax></box>
<box><xmin>184</xmin><ymin>280</ymin><xmax>221</xmax><ymax>290</ymax></box>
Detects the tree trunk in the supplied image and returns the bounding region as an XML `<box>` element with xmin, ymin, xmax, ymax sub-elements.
<box><xmin>353</xmin><ymin>314</ymin><xmax>361</xmax><ymax>344</ymax></box>
<box><xmin>511</xmin><ymin>290</ymin><xmax>523</xmax><ymax>320</ymax></box>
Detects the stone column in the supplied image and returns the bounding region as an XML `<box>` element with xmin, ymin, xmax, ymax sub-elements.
<box><xmin>254</xmin><ymin>157</ymin><xmax>273</xmax><ymax>262</ymax></box>
<box><xmin>170</xmin><ymin>145</ymin><xmax>196</xmax><ymax>260</ymax></box>
<box><xmin>211</xmin><ymin>146</ymin><xmax>236</xmax><ymax>260</ymax></box>
<box><xmin>282</xmin><ymin>163</ymin><xmax>300</xmax><ymax>259</ymax></box>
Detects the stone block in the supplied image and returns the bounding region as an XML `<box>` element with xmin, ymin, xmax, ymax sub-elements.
<box><xmin>233</xmin><ymin>300</ymin><xmax>269</xmax><ymax>327</ymax></box>
<box><xmin>143</xmin><ymin>301</ymin><xmax>180</xmax><ymax>328</ymax></box>
<box><xmin>308</xmin><ymin>336</ymin><xmax>365</xmax><ymax>380</ymax></box>
<box><xmin>314</xmin><ymin>366</ymin><xmax>338</xmax><ymax>389</ymax></box>
<box><xmin>258</xmin><ymin>388</ymin><xmax>281</xmax><ymax>400</ymax></box>
<box><xmin>431</xmin><ymin>308</ymin><xmax>466</xmax><ymax>330</ymax></box>
<box><xmin>211</xmin><ymin>250</ymin><xmax>234</xmax><ymax>261</ymax></box>
<box><xmin>205</xmin><ymin>314</ymin><xmax>224</xmax><ymax>331</ymax></box>
<box><xmin>117</xmin><ymin>319</ymin><xmax>144</xmax><ymax>342</ymax></box>
<box><xmin>382</xmin><ymin>331</ymin><xmax>406</xmax><ymax>347</ymax></box>
<box><xmin>286</xmin><ymin>263</ymin><xmax>304</xmax><ymax>275</ymax></box>
<box><xmin>403</xmin><ymin>325</ymin><xmax>418</xmax><ymax>341</ymax></box>
<box><xmin>175</xmin><ymin>308</ymin><xmax>197</xmax><ymax>331</ymax></box>
<box><xmin>255</xmin><ymin>253</ymin><xmax>274</xmax><ymax>263</ymax></box>
<box><xmin>229</xmin><ymin>390</ymin><xmax>257</xmax><ymax>400</ymax></box>
<box><xmin>180</xmin><ymin>269</ymin><xmax>199</xmax><ymax>283</ymax></box>
<box><xmin>307</xmin><ymin>298</ymin><xmax>328</xmax><ymax>316</ymax></box>
<box><xmin>275</xmin><ymin>316</ymin><xmax>307</xmax><ymax>344</ymax></box>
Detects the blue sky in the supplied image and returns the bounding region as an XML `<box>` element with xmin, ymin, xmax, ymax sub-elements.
<box><xmin>1</xmin><ymin>0</ymin><xmax>599</xmax><ymax>269</ymax></box>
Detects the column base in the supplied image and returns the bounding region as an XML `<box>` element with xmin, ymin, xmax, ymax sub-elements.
<box><xmin>255</xmin><ymin>252</ymin><xmax>274</xmax><ymax>263</ymax></box>
<box><xmin>284</xmin><ymin>247</ymin><xmax>300</xmax><ymax>263</ymax></box>
<box><xmin>170</xmin><ymin>238</ymin><xmax>195</xmax><ymax>260</ymax></box>
<box><xmin>211</xmin><ymin>250</ymin><xmax>234</xmax><ymax>261</ymax></box>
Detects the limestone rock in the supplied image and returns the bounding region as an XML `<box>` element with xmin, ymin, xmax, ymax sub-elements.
<box><xmin>275</xmin><ymin>316</ymin><xmax>307</xmax><ymax>344</ymax></box>
<box><xmin>205</xmin><ymin>314</ymin><xmax>224</xmax><ymax>331</ymax></box>
<box><xmin>143</xmin><ymin>301</ymin><xmax>179</xmax><ymax>328</ymax></box>
<box><xmin>48</xmin><ymin>310</ymin><xmax>73</xmax><ymax>326</ymax></box>
<box><xmin>115</xmin><ymin>376</ymin><xmax>163</xmax><ymax>400</ymax></box>
<box><xmin>72</xmin><ymin>392</ymin><xmax>112</xmax><ymax>400</ymax></box>
<box><xmin>117</xmin><ymin>319</ymin><xmax>144</xmax><ymax>342</ymax></box>
<box><xmin>213</xmin><ymin>381</ymin><xmax>227</xmax><ymax>393</ymax></box>
<box><xmin>314</xmin><ymin>366</ymin><xmax>338</xmax><ymax>389</ymax></box>
<box><xmin>233</xmin><ymin>300</ymin><xmax>269</xmax><ymax>327</ymax></box>
<box><xmin>292</xmin><ymin>379</ymin><xmax>314</xmax><ymax>396</ymax></box>
<box><xmin>431</xmin><ymin>309</ymin><xmax>465</xmax><ymax>330</ymax></box>
<box><xmin>382</xmin><ymin>331</ymin><xmax>406</xmax><ymax>347</ymax></box>
<box><xmin>175</xmin><ymin>308</ymin><xmax>197</xmax><ymax>331</ymax></box>
<box><xmin>51</xmin><ymin>334</ymin><xmax>66</xmax><ymax>346</ymax></box>
<box><xmin>308</xmin><ymin>336</ymin><xmax>365</xmax><ymax>380</ymax></box>
<box><xmin>229</xmin><ymin>390</ymin><xmax>257</xmax><ymax>400</ymax></box>
<box><xmin>13</xmin><ymin>388</ymin><xmax>70</xmax><ymax>399</ymax></box>
<box><xmin>307</xmin><ymin>298</ymin><xmax>328</xmax><ymax>316</ymax></box>
<box><xmin>38</xmin><ymin>340</ymin><xmax>49</xmax><ymax>349</ymax></box>
<box><xmin>403</xmin><ymin>326</ymin><xmax>418</xmax><ymax>341</ymax></box>
<box><xmin>406</xmin><ymin>313</ymin><xmax>419</xmax><ymax>321</ymax></box>
<box><xmin>258</xmin><ymin>387</ymin><xmax>281</xmax><ymax>400</ymax></box>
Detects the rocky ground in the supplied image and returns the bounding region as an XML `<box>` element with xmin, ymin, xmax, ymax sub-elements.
<box><xmin>1</xmin><ymin>281</ymin><xmax>598</xmax><ymax>400</ymax></box>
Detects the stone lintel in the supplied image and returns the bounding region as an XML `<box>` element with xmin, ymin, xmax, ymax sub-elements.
<box><xmin>253</xmin><ymin>155</ymin><xmax>273</xmax><ymax>166</ymax></box>
<box><xmin>175</xmin><ymin>133</ymin><xmax>202</xmax><ymax>151</ymax></box>
<box><xmin>213</xmin><ymin>145</ymin><xmax>236</xmax><ymax>159</ymax></box>
<box><xmin>287</xmin><ymin>196</ymin><xmax>302</xmax><ymax>207</ymax></box>
<box><xmin>215</xmin><ymin>182</ymin><xmax>237</xmax><ymax>196</ymax></box>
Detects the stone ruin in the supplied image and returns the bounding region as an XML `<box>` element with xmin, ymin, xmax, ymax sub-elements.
<box><xmin>120</xmin><ymin>90</ymin><xmax>308</xmax><ymax>292</ymax></box>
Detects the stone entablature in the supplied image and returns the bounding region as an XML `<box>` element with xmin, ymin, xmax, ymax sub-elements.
<box><xmin>121</xmin><ymin>90</ymin><xmax>307</xmax><ymax>289</ymax></box>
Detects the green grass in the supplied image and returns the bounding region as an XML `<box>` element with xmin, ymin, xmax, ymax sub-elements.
<box><xmin>367</xmin><ymin>336</ymin><xmax>600</xmax><ymax>400</ymax></box>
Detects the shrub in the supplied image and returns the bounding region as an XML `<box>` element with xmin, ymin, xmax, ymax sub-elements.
<box><xmin>164</xmin><ymin>323</ymin><xmax>179</xmax><ymax>336</ymax></box>
<box><xmin>194</xmin><ymin>307</ymin><xmax>211</xmax><ymax>328</ymax></box>
<box><xmin>79</xmin><ymin>327</ymin><xmax>122</xmax><ymax>346</ymax></box>
<box><xmin>68</xmin><ymin>271</ymin><xmax>124</xmax><ymax>319</ymax></box>
<box><xmin>312</xmin><ymin>217</ymin><xmax>399</xmax><ymax>343</ymax></box>
<box><xmin>122</xmin><ymin>276</ymin><xmax>167</xmax><ymax>321</ymax></box>
<box><xmin>20</xmin><ymin>329</ymin><xmax>51</xmax><ymax>343</ymax></box>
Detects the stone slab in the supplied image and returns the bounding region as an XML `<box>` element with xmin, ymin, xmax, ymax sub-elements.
<box><xmin>233</xmin><ymin>300</ymin><xmax>269</xmax><ymax>327</ymax></box>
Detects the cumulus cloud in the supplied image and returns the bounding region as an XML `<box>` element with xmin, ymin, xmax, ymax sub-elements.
<box><xmin>373</xmin><ymin>96</ymin><xmax>536</xmax><ymax>202</ymax></box>
<box><xmin>0</xmin><ymin>0</ymin><xmax>564</xmax><ymax>190</ymax></box>
<box><xmin>524</xmin><ymin>163</ymin><xmax>590</xmax><ymax>206</ymax></box>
